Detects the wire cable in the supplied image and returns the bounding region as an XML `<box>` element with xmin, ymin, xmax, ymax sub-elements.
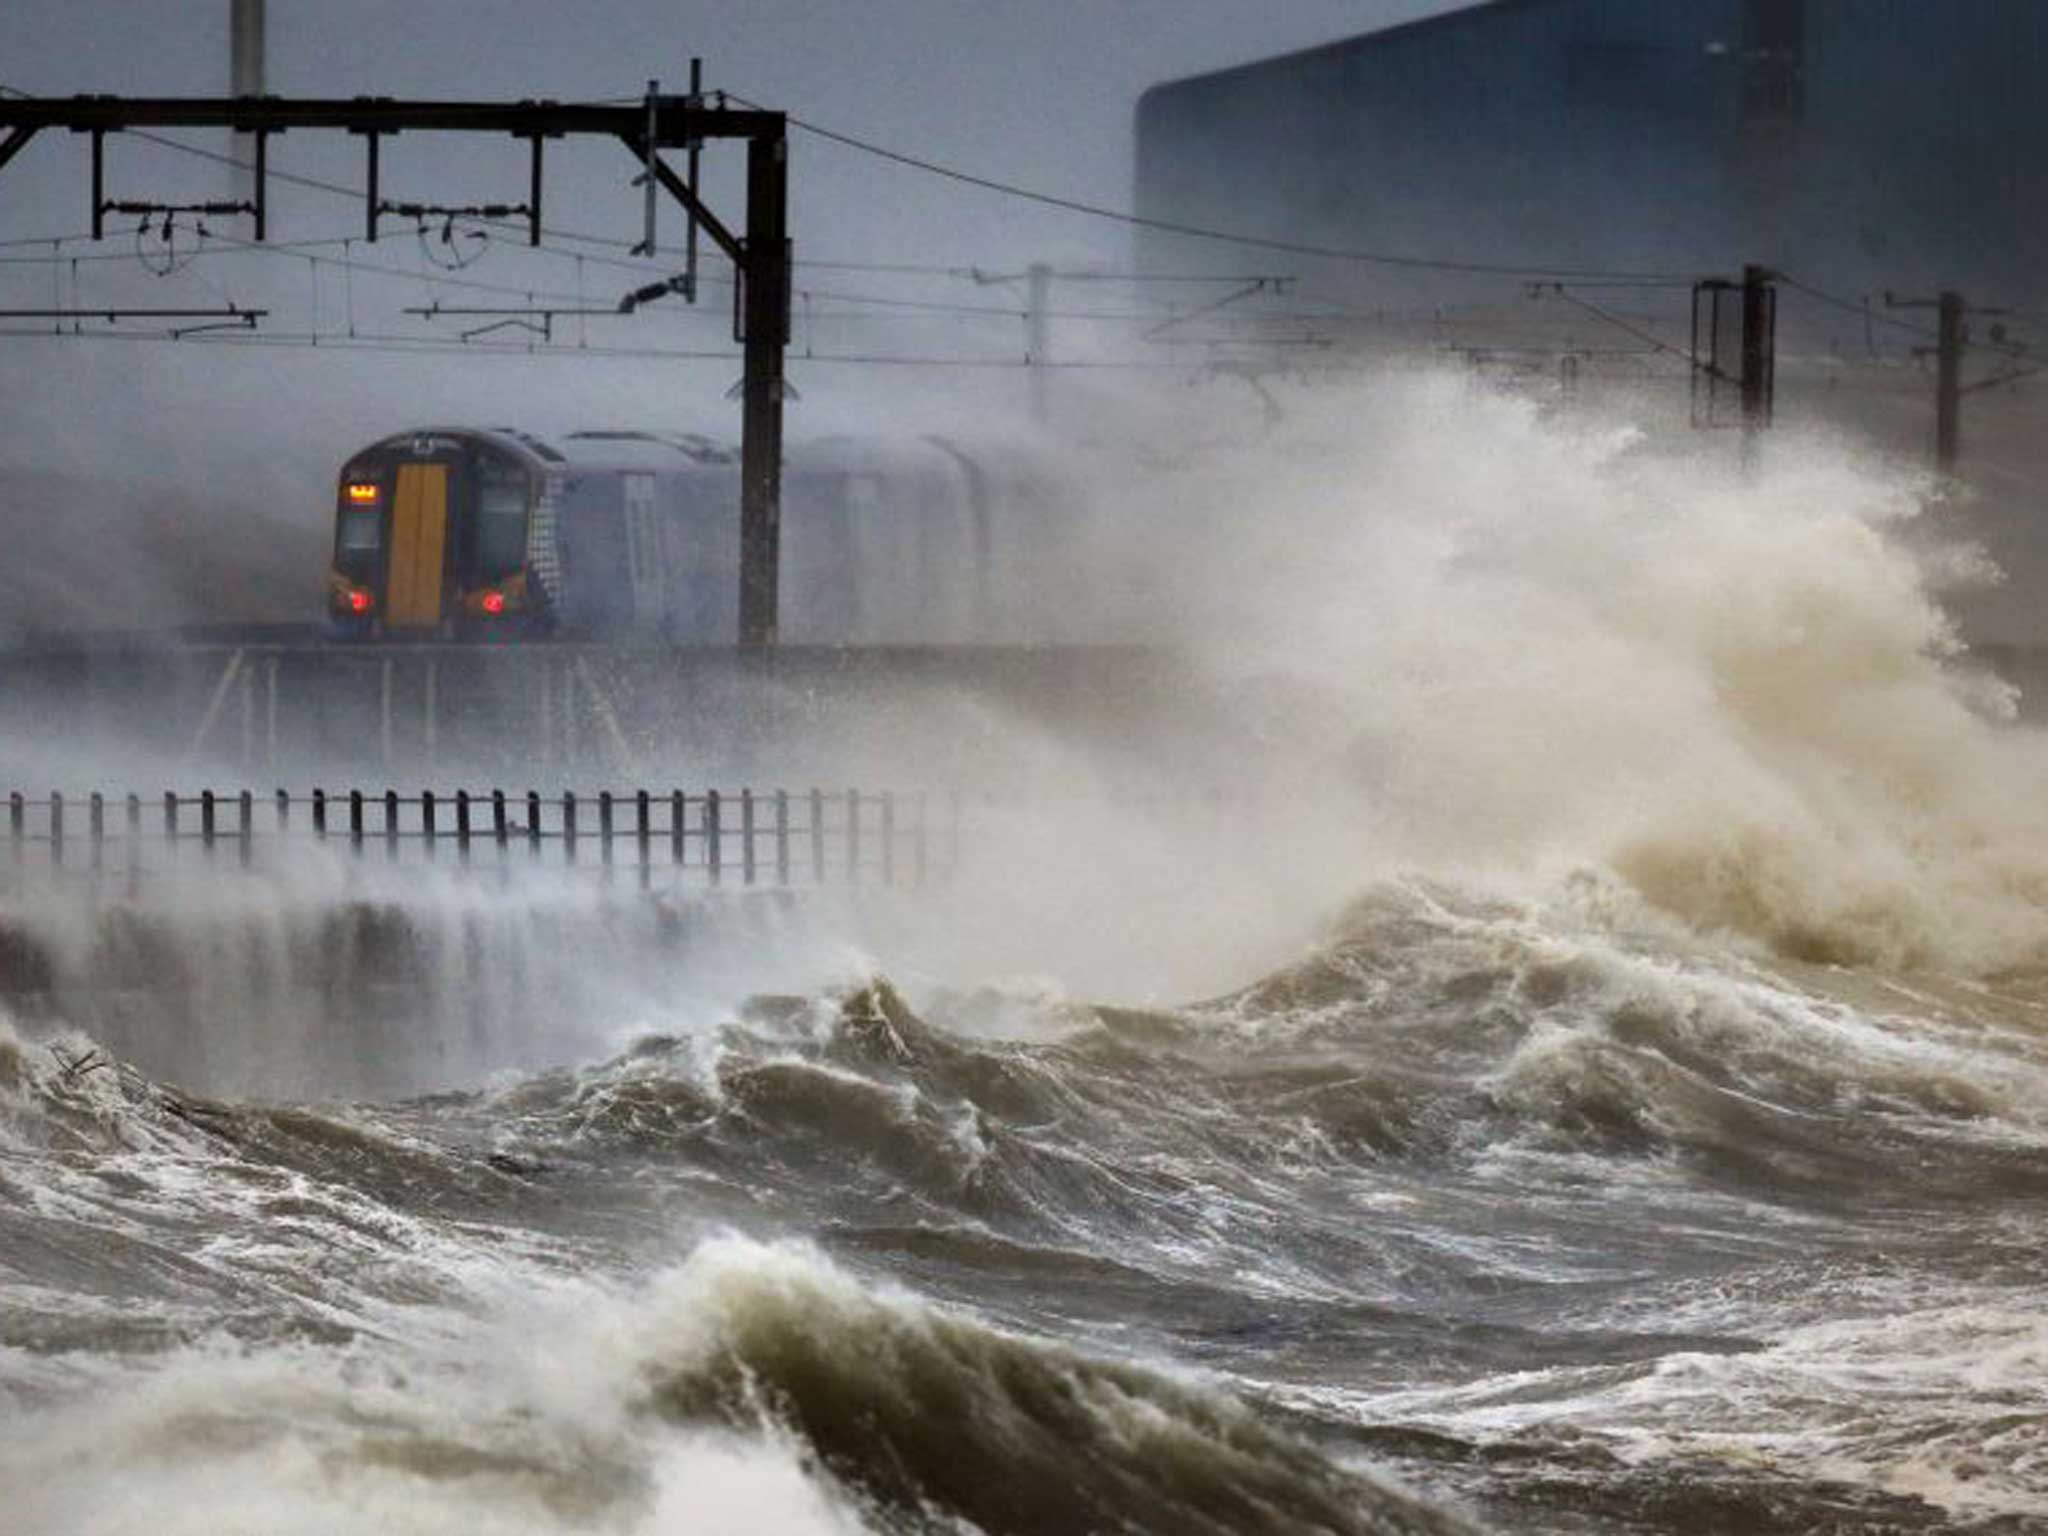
<box><xmin>1776</xmin><ymin>271</ymin><xmax>2032</xmax><ymax>359</ymax></box>
<box><xmin>724</xmin><ymin>91</ymin><xmax>1692</xmax><ymax>283</ymax></box>
<box><xmin>0</xmin><ymin>322</ymin><xmax>1218</xmax><ymax>370</ymax></box>
<box><xmin>0</xmin><ymin>82</ymin><xmax>1335</xmax><ymax>291</ymax></box>
<box><xmin>11</xmin><ymin>80</ymin><xmax>2037</xmax><ymax>359</ymax></box>
<box><xmin>1526</xmin><ymin>286</ymin><xmax>1698</xmax><ymax>371</ymax></box>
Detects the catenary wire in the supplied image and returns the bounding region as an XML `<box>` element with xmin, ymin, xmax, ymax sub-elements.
<box><xmin>0</xmin><ymin>323</ymin><xmax>1232</xmax><ymax>369</ymax></box>
<box><xmin>723</xmin><ymin>91</ymin><xmax>1695</xmax><ymax>283</ymax></box>
<box><xmin>7</xmin><ymin>83</ymin><xmax>2037</xmax><ymax>357</ymax></box>
<box><xmin>0</xmin><ymin>82</ymin><xmax>1294</xmax><ymax>290</ymax></box>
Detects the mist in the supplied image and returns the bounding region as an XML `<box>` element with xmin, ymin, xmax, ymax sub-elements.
<box><xmin>7</xmin><ymin>9</ymin><xmax>2048</xmax><ymax>1534</ymax></box>
<box><xmin>9</xmin><ymin>360</ymin><xmax>2048</xmax><ymax>1103</ymax></box>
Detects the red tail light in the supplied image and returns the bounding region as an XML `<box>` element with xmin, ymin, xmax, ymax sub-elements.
<box><xmin>348</xmin><ymin>589</ymin><xmax>373</xmax><ymax>614</ymax></box>
<box><xmin>481</xmin><ymin>590</ymin><xmax>506</xmax><ymax>616</ymax></box>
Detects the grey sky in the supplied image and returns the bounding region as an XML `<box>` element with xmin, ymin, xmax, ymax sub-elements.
<box><xmin>2</xmin><ymin>2</ymin><xmax>1468</xmax><ymax>268</ymax></box>
<box><xmin>0</xmin><ymin>2</ymin><xmax>1474</xmax><ymax>480</ymax></box>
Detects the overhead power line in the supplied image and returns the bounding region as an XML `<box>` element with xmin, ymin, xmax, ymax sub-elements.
<box><xmin>0</xmin><ymin>220</ymin><xmax>1282</xmax><ymax>331</ymax></box>
<box><xmin>1531</xmin><ymin>285</ymin><xmax>1697</xmax><ymax>369</ymax></box>
<box><xmin>0</xmin><ymin>81</ymin><xmax>1310</xmax><ymax>290</ymax></box>
<box><xmin>6</xmin><ymin>82</ymin><xmax>2036</xmax><ymax>366</ymax></box>
<box><xmin>1776</xmin><ymin>270</ymin><xmax>2032</xmax><ymax>359</ymax></box>
<box><xmin>0</xmin><ymin>321</ymin><xmax>1232</xmax><ymax>371</ymax></box>
<box><xmin>724</xmin><ymin>92</ymin><xmax>1690</xmax><ymax>283</ymax></box>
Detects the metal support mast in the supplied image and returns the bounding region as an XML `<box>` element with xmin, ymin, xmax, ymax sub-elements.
<box><xmin>1739</xmin><ymin>263</ymin><xmax>1774</xmax><ymax>434</ymax></box>
<box><xmin>739</xmin><ymin>128</ymin><xmax>789</xmax><ymax>646</ymax></box>
<box><xmin>1886</xmin><ymin>288</ymin><xmax>1997</xmax><ymax>480</ymax></box>
<box><xmin>228</xmin><ymin>0</ymin><xmax>264</xmax><ymax>209</ymax></box>
<box><xmin>0</xmin><ymin>89</ymin><xmax>793</xmax><ymax>647</ymax></box>
<box><xmin>1934</xmin><ymin>289</ymin><xmax>1963</xmax><ymax>477</ymax></box>
<box><xmin>1026</xmin><ymin>261</ymin><xmax>1051</xmax><ymax>425</ymax></box>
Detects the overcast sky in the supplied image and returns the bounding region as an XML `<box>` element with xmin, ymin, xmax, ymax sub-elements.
<box><xmin>0</xmin><ymin>2</ymin><xmax>1478</xmax><ymax>475</ymax></box>
<box><xmin>1</xmin><ymin>1</ymin><xmax>1471</xmax><ymax>270</ymax></box>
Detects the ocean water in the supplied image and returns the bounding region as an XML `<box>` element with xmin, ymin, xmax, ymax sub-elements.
<box><xmin>4</xmin><ymin>376</ymin><xmax>2047</xmax><ymax>1534</ymax></box>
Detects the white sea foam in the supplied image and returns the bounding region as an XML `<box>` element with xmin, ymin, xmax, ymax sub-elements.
<box><xmin>1311</xmin><ymin>1289</ymin><xmax>2048</xmax><ymax>1523</ymax></box>
<box><xmin>1062</xmin><ymin>372</ymin><xmax>2048</xmax><ymax>979</ymax></box>
<box><xmin>0</xmin><ymin>1245</ymin><xmax>879</xmax><ymax>1536</ymax></box>
<box><xmin>0</xmin><ymin>1233</ymin><xmax>1467</xmax><ymax>1536</ymax></box>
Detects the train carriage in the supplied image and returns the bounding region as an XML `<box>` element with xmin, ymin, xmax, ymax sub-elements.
<box><xmin>327</xmin><ymin>427</ymin><xmax>733</xmax><ymax>640</ymax></box>
<box><xmin>327</xmin><ymin>426</ymin><xmax>1064</xmax><ymax>644</ymax></box>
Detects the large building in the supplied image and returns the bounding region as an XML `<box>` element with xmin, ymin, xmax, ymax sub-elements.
<box><xmin>1136</xmin><ymin>0</ymin><xmax>2048</xmax><ymax>655</ymax></box>
<box><xmin>1136</xmin><ymin>0</ymin><xmax>2048</xmax><ymax>313</ymax></box>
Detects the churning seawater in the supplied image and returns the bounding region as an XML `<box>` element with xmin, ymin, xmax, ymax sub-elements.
<box><xmin>4</xmin><ymin>377</ymin><xmax>2048</xmax><ymax>1533</ymax></box>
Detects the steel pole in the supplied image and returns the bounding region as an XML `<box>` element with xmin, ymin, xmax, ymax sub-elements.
<box><xmin>738</xmin><ymin>127</ymin><xmax>789</xmax><ymax>647</ymax></box>
<box><xmin>1936</xmin><ymin>290</ymin><xmax>1963</xmax><ymax>477</ymax></box>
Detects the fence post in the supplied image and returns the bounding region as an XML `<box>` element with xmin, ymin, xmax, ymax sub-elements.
<box><xmin>90</xmin><ymin>791</ymin><xmax>104</xmax><ymax>873</ymax></box>
<box><xmin>671</xmin><ymin>790</ymin><xmax>686</xmax><ymax>869</ymax></box>
<box><xmin>492</xmin><ymin>789</ymin><xmax>508</xmax><ymax>851</ymax></box>
<box><xmin>384</xmin><ymin>789</ymin><xmax>399</xmax><ymax>860</ymax></box>
<box><xmin>527</xmin><ymin>790</ymin><xmax>542</xmax><ymax>860</ymax></box>
<box><xmin>847</xmin><ymin>789</ymin><xmax>861</xmax><ymax>885</ymax></box>
<box><xmin>200</xmin><ymin>789</ymin><xmax>216</xmax><ymax>857</ymax></box>
<box><xmin>165</xmin><ymin>791</ymin><xmax>179</xmax><ymax>861</ymax></box>
<box><xmin>421</xmin><ymin>789</ymin><xmax>437</xmax><ymax>860</ymax></box>
<box><xmin>562</xmin><ymin>790</ymin><xmax>578</xmax><ymax>866</ymax></box>
<box><xmin>636</xmin><ymin>789</ymin><xmax>651</xmax><ymax>891</ymax></box>
<box><xmin>275</xmin><ymin>788</ymin><xmax>290</xmax><ymax>832</ymax></box>
<box><xmin>881</xmin><ymin>792</ymin><xmax>895</xmax><ymax>887</ymax></box>
<box><xmin>810</xmin><ymin>788</ymin><xmax>824</xmax><ymax>882</ymax></box>
<box><xmin>599</xmin><ymin>790</ymin><xmax>615</xmax><ymax>870</ymax></box>
<box><xmin>349</xmin><ymin>789</ymin><xmax>364</xmax><ymax>850</ymax></box>
<box><xmin>49</xmin><ymin>791</ymin><xmax>63</xmax><ymax>868</ymax></box>
<box><xmin>238</xmin><ymin>789</ymin><xmax>253</xmax><ymax>868</ymax></box>
<box><xmin>8</xmin><ymin>792</ymin><xmax>21</xmax><ymax>861</ymax></box>
<box><xmin>741</xmin><ymin>788</ymin><xmax>756</xmax><ymax>885</ymax></box>
<box><xmin>775</xmin><ymin>789</ymin><xmax>790</xmax><ymax>886</ymax></box>
<box><xmin>312</xmin><ymin>788</ymin><xmax>327</xmax><ymax>840</ymax></box>
<box><xmin>456</xmin><ymin>790</ymin><xmax>472</xmax><ymax>863</ymax></box>
<box><xmin>126</xmin><ymin>793</ymin><xmax>141</xmax><ymax>895</ymax></box>
<box><xmin>705</xmin><ymin>789</ymin><xmax>722</xmax><ymax>886</ymax></box>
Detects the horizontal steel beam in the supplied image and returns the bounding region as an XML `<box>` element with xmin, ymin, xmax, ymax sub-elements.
<box><xmin>0</xmin><ymin>307</ymin><xmax>266</xmax><ymax>319</ymax></box>
<box><xmin>0</xmin><ymin>95</ymin><xmax>782</xmax><ymax>145</ymax></box>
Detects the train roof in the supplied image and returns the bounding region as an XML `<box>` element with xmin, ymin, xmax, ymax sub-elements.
<box><xmin>350</xmin><ymin>426</ymin><xmax>738</xmax><ymax>473</ymax></box>
<box><xmin>556</xmin><ymin>430</ymin><xmax>738</xmax><ymax>469</ymax></box>
<box><xmin>348</xmin><ymin>426</ymin><xmax>1048</xmax><ymax>482</ymax></box>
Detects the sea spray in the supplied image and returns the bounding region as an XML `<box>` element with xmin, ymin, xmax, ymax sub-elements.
<box><xmin>1082</xmin><ymin>373</ymin><xmax>2048</xmax><ymax>975</ymax></box>
<box><xmin>0</xmin><ymin>1229</ymin><xmax>1475</xmax><ymax>1536</ymax></box>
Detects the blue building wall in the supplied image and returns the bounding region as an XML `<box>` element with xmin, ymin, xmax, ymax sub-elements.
<box><xmin>1135</xmin><ymin>0</ymin><xmax>2048</xmax><ymax>311</ymax></box>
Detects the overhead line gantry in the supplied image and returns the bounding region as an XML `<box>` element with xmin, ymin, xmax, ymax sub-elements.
<box><xmin>0</xmin><ymin>89</ymin><xmax>792</xmax><ymax>646</ymax></box>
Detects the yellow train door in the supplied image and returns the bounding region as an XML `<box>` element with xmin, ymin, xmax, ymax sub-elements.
<box><xmin>387</xmin><ymin>464</ymin><xmax>450</xmax><ymax>629</ymax></box>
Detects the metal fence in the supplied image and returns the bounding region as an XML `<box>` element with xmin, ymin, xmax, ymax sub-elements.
<box><xmin>2</xmin><ymin>787</ymin><xmax>957</xmax><ymax>892</ymax></box>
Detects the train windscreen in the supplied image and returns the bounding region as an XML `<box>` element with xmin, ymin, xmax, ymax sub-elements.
<box><xmin>473</xmin><ymin>457</ymin><xmax>530</xmax><ymax>580</ymax></box>
<box><xmin>338</xmin><ymin>505</ymin><xmax>380</xmax><ymax>553</ymax></box>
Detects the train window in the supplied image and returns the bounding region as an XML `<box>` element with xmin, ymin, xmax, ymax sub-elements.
<box><xmin>622</xmin><ymin>472</ymin><xmax>663</xmax><ymax>623</ymax></box>
<box><xmin>339</xmin><ymin>507</ymin><xmax>381</xmax><ymax>551</ymax></box>
<box><xmin>474</xmin><ymin>462</ymin><xmax>531</xmax><ymax>578</ymax></box>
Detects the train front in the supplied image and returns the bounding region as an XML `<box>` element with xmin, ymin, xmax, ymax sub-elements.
<box><xmin>327</xmin><ymin>429</ymin><xmax>549</xmax><ymax>639</ymax></box>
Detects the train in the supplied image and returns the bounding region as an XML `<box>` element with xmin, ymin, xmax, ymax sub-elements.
<box><xmin>326</xmin><ymin>426</ymin><xmax>1077</xmax><ymax>643</ymax></box>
